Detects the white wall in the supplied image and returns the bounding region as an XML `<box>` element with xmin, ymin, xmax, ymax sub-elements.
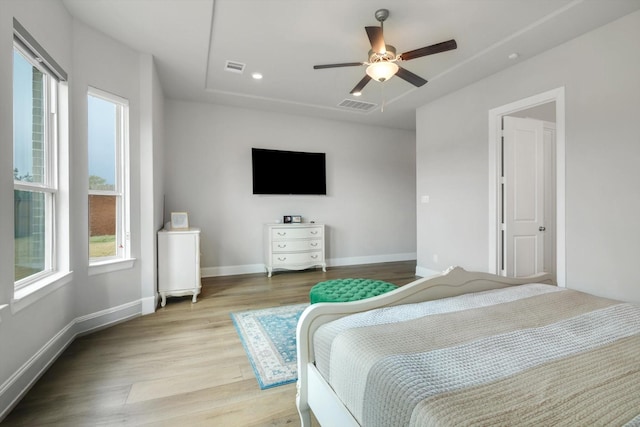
<box><xmin>139</xmin><ymin>53</ymin><xmax>165</xmax><ymax>314</ymax></box>
<box><xmin>71</xmin><ymin>19</ymin><xmax>144</xmax><ymax>314</ymax></box>
<box><xmin>416</xmin><ymin>11</ymin><xmax>640</xmax><ymax>302</ymax></box>
<box><xmin>164</xmin><ymin>101</ymin><xmax>417</xmax><ymax>275</ymax></box>
<box><xmin>0</xmin><ymin>0</ymin><xmax>75</xmax><ymax>417</ymax></box>
<box><xmin>0</xmin><ymin>0</ymin><xmax>164</xmax><ymax>419</ymax></box>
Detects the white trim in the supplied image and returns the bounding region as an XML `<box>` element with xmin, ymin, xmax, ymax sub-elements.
<box><xmin>87</xmin><ymin>86</ymin><xmax>129</xmax><ymax>106</ymax></box>
<box><xmin>87</xmin><ymin>87</ymin><xmax>131</xmax><ymax>263</ymax></box>
<box><xmin>13</xmin><ymin>43</ymin><xmax>59</xmax><ymax>291</ymax></box>
<box><xmin>141</xmin><ymin>295</ymin><xmax>158</xmax><ymax>315</ymax></box>
<box><xmin>415</xmin><ymin>266</ymin><xmax>442</xmax><ymax>278</ymax></box>
<box><xmin>74</xmin><ymin>300</ymin><xmax>141</xmax><ymax>336</ymax></box>
<box><xmin>0</xmin><ymin>318</ymin><xmax>75</xmax><ymax>422</ymax></box>
<box><xmin>0</xmin><ymin>305</ymin><xmax>8</xmax><ymax>324</ymax></box>
<box><xmin>0</xmin><ymin>299</ymin><xmax>142</xmax><ymax>421</ymax></box>
<box><xmin>327</xmin><ymin>253</ymin><xmax>416</xmax><ymax>268</ymax></box>
<box><xmin>488</xmin><ymin>87</ymin><xmax>566</xmax><ymax>286</ymax></box>
<box><xmin>88</xmin><ymin>258</ymin><xmax>136</xmax><ymax>276</ymax></box>
<box><xmin>13</xmin><ymin>18</ymin><xmax>67</xmax><ymax>81</ymax></box>
<box><xmin>200</xmin><ymin>253</ymin><xmax>417</xmax><ymax>278</ymax></box>
<box><xmin>11</xmin><ymin>271</ymin><xmax>73</xmax><ymax>313</ymax></box>
<box><xmin>201</xmin><ymin>264</ymin><xmax>266</xmax><ymax>277</ymax></box>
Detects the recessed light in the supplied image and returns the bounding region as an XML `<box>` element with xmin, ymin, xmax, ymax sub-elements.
<box><xmin>251</xmin><ymin>72</ymin><xmax>263</xmax><ymax>80</ymax></box>
<box><xmin>508</xmin><ymin>53</ymin><xmax>520</xmax><ymax>60</ymax></box>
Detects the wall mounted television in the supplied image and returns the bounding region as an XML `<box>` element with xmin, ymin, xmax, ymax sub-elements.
<box><xmin>252</xmin><ymin>148</ymin><xmax>327</xmax><ymax>195</ymax></box>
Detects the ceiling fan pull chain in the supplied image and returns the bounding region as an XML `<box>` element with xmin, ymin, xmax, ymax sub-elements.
<box><xmin>381</xmin><ymin>83</ymin><xmax>385</xmax><ymax>113</ymax></box>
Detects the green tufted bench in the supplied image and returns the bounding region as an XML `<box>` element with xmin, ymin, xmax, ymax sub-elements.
<box><xmin>309</xmin><ymin>278</ymin><xmax>398</xmax><ymax>304</ymax></box>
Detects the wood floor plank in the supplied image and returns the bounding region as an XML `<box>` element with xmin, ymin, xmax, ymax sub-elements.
<box><xmin>2</xmin><ymin>261</ymin><xmax>417</xmax><ymax>426</ymax></box>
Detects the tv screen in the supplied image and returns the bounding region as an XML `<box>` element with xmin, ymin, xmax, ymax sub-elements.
<box><xmin>252</xmin><ymin>148</ymin><xmax>327</xmax><ymax>195</ymax></box>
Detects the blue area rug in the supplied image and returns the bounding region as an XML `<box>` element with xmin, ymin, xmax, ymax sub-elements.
<box><xmin>231</xmin><ymin>303</ymin><xmax>308</xmax><ymax>389</ymax></box>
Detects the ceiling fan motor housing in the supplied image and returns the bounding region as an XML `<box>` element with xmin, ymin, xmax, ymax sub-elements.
<box><xmin>368</xmin><ymin>45</ymin><xmax>397</xmax><ymax>63</ymax></box>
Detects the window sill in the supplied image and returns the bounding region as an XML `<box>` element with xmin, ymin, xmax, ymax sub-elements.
<box><xmin>89</xmin><ymin>258</ymin><xmax>136</xmax><ymax>276</ymax></box>
<box><xmin>12</xmin><ymin>270</ymin><xmax>74</xmax><ymax>314</ymax></box>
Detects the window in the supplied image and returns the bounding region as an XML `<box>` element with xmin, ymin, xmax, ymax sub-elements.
<box><xmin>13</xmin><ymin>44</ymin><xmax>57</xmax><ymax>287</ymax></box>
<box><xmin>88</xmin><ymin>88</ymin><xmax>130</xmax><ymax>263</ymax></box>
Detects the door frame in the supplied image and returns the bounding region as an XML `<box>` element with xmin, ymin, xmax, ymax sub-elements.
<box><xmin>488</xmin><ymin>87</ymin><xmax>566</xmax><ymax>286</ymax></box>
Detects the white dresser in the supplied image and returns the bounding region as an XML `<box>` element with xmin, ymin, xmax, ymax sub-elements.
<box><xmin>158</xmin><ymin>226</ymin><xmax>201</xmax><ymax>307</ymax></box>
<box><xmin>264</xmin><ymin>223</ymin><xmax>326</xmax><ymax>277</ymax></box>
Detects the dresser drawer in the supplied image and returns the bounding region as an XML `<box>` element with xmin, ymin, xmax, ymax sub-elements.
<box><xmin>264</xmin><ymin>223</ymin><xmax>326</xmax><ymax>277</ymax></box>
<box><xmin>272</xmin><ymin>252</ymin><xmax>323</xmax><ymax>267</ymax></box>
<box><xmin>271</xmin><ymin>226</ymin><xmax>323</xmax><ymax>240</ymax></box>
<box><xmin>272</xmin><ymin>240</ymin><xmax>322</xmax><ymax>252</ymax></box>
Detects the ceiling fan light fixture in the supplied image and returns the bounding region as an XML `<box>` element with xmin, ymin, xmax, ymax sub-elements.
<box><xmin>366</xmin><ymin>61</ymin><xmax>399</xmax><ymax>82</ymax></box>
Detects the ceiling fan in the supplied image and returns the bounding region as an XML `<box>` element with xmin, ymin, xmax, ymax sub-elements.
<box><xmin>313</xmin><ymin>9</ymin><xmax>457</xmax><ymax>95</ymax></box>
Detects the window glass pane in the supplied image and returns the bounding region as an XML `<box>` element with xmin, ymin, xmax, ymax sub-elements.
<box><xmin>15</xmin><ymin>190</ymin><xmax>46</xmax><ymax>281</ymax></box>
<box><xmin>89</xmin><ymin>195</ymin><xmax>117</xmax><ymax>258</ymax></box>
<box><xmin>88</xmin><ymin>95</ymin><xmax>116</xmax><ymax>191</ymax></box>
<box><xmin>13</xmin><ymin>49</ymin><xmax>46</xmax><ymax>185</ymax></box>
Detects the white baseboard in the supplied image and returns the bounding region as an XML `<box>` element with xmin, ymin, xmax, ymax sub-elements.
<box><xmin>0</xmin><ymin>320</ymin><xmax>76</xmax><ymax>422</ymax></box>
<box><xmin>327</xmin><ymin>252</ymin><xmax>416</xmax><ymax>268</ymax></box>
<box><xmin>200</xmin><ymin>254</ymin><xmax>417</xmax><ymax>278</ymax></box>
<box><xmin>415</xmin><ymin>265</ymin><xmax>442</xmax><ymax>278</ymax></box>
<box><xmin>74</xmin><ymin>300</ymin><xmax>142</xmax><ymax>337</ymax></box>
<box><xmin>201</xmin><ymin>263</ymin><xmax>265</xmax><ymax>278</ymax></box>
<box><xmin>141</xmin><ymin>295</ymin><xmax>157</xmax><ymax>315</ymax></box>
<box><xmin>0</xmin><ymin>300</ymin><xmax>143</xmax><ymax>421</ymax></box>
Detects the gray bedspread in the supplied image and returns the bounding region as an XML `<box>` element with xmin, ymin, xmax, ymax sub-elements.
<box><xmin>313</xmin><ymin>284</ymin><xmax>640</xmax><ymax>426</ymax></box>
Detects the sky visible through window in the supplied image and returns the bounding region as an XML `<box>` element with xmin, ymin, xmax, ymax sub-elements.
<box><xmin>13</xmin><ymin>49</ymin><xmax>34</xmax><ymax>180</ymax></box>
<box><xmin>14</xmin><ymin>50</ymin><xmax>116</xmax><ymax>187</ymax></box>
<box><xmin>88</xmin><ymin>95</ymin><xmax>116</xmax><ymax>187</ymax></box>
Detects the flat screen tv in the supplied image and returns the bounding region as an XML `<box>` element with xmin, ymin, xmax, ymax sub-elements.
<box><xmin>252</xmin><ymin>148</ymin><xmax>326</xmax><ymax>195</ymax></box>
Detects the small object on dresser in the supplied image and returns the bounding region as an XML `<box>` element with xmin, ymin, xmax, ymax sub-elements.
<box><xmin>170</xmin><ymin>211</ymin><xmax>189</xmax><ymax>229</ymax></box>
<box><xmin>283</xmin><ymin>215</ymin><xmax>292</xmax><ymax>223</ymax></box>
<box><xmin>292</xmin><ymin>215</ymin><xmax>302</xmax><ymax>223</ymax></box>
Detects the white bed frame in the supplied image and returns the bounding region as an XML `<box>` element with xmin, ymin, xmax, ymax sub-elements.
<box><xmin>295</xmin><ymin>266</ymin><xmax>555</xmax><ymax>426</ymax></box>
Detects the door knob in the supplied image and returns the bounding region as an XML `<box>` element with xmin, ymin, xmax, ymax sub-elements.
<box><xmin>539</xmin><ymin>226</ymin><xmax>546</xmax><ymax>231</ymax></box>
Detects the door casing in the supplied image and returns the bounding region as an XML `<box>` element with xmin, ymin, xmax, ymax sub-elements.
<box><xmin>488</xmin><ymin>87</ymin><xmax>565</xmax><ymax>286</ymax></box>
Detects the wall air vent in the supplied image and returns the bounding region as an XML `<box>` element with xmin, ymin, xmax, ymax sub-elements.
<box><xmin>337</xmin><ymin>99</ymin><xmax>377</xmax><ymax>112</ymax></box>
<box><xmin>224</xmin><ymin>60</ymin><xmax>245</xmax><ymax>74</ymax></box>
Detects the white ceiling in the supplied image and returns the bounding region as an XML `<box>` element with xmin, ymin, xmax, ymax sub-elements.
<box><xmin>62</xmin><ymin>0</ymin><xmax>640</xmax><ymax>130</ymax></box>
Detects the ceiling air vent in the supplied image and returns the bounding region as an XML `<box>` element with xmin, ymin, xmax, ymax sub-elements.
<box><xmin>338</xmin><ymin>99</ymin><xmax>377</xmax><ymax>112</ymax></box>
<box><xmin>224</xmin><ymin>60</ymin><xmax>245</xmax><ymax>74</ymax></box>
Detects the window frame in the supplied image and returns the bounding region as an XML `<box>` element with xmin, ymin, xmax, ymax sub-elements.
<box><xmin>87</xmin><ymin>87</ymin><xmax>132</xmax><ymax>270</ymax></box>
<box><xmin>13</xmin><ymin>41</ymin><xmax>58</xmax><ymax>291</ymax></box>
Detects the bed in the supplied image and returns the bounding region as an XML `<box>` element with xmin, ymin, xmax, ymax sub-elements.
<box><xmin>295</xmin><ymin>266</ymin><xmax>640</xmax><ymax>426</ymax></box>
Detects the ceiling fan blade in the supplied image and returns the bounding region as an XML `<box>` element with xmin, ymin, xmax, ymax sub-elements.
<box><xmin>350</xmin><ymin>75</ymin><xmax>372</xmax><ymax>94</ymax></box>
<box><xmin>313</xmin><ymin>62</ymin><xmax>364</xmax><ymax>69</ymax></box>
<box><xmin>365</xmin><ymin>26</ymin><xmax>386</xmax><ymax>54</ymax></box>
<box><xmin>395</xmin><ymin>66</ymin><xmax>428</xmax><ymax>87</ymax></box>
<box><xmin>400</xmin><ymin>39</ymin><xmax>457</xmax><ymax>61</ymax></box>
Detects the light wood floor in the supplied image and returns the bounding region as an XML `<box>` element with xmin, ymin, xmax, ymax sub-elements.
<box><xmin>3</xmin><ymin>261</ymin><xmax>417</xmax><ymax>426</ymax></box>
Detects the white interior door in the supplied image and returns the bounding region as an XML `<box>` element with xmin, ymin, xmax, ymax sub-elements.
<box><xmin>503</xmin><ymin>116</ymin><xmax>545</xmax><ymax>277</ymax></box>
